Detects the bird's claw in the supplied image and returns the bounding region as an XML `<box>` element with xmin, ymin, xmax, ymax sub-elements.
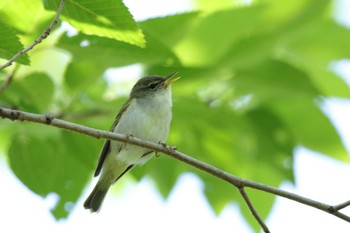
<box><xmin>158</xmin><ymin>142</ymin><xmax>177</xmax><ymax>151</ymax></box>
<box><xmin>155</xmin><ymin>151</ymin><xmax>160</xmax><ymax>157</ymax></box>
<box><xmin>123</xmin><ymin>134</ymin><xmax>134</xmax><ymax>147</ymax></box>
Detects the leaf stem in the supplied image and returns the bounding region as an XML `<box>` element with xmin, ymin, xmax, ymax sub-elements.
<box><xmin>0</xmin><ymin>64</ymin><xmax>19</xmax><ymax>95</ymax></box>
<box><xmin>0</xmin><ymin>0</ymin><xmax>65</xmax><ymax>70</ymax></box>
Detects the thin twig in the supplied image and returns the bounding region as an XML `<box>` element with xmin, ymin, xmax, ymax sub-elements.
<box><xmin>0</xmin><ymin>73</ymin><xmax>13</xmax><ymax>94</ymax></box>
<box><xmin>239</xmin><ymin>187</ymin><xmax>270</xmax><ymax>233</ymax></box>
<box><xmin>331</xmin><ymin>200</ymin><xmax>350</xmax><ymax>212</ymax></box>
<box><xmin>0</xmin><ymin>64</ymin><xmax>19</xmax><ymax>94</ymax></box>
<box><xmin>0</xmin><ymin>0</ymin><xmax>65</xmax><ymax>70</ymax></box>
<box><xmin>1</xmin><ymin>107</ymin><xmax>350</xmax><ymax>229</ymax></box>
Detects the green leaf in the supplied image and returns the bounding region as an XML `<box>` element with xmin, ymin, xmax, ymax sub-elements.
<box><xmin>1</xmin><ymin>72</ymin><xmax>54</xmax><ymax>112</ymax></box>
<box><xmin>162</xmin><ymin>95</ymin><xmax>295</xmax><ymax>223</ymax></box>
<box><xmin>171</xmin><ymin>96</ymin><xmax>294</xmax><ymax>180</ymax></box>
<box><xmin>0</xmin><ymin>20</ymin><xmax>29</xmax><ymax>65</ymax></box>
<box><xmin>0</xmin><ymin>0</ymin><xmax>53</xmax><ymax>43</ymax></box>
<box><xmin>232</xmin><ymin>59</ymin><xmax>320</xmax><ymax>102</ymax></box>
<box><xmin>259</xmin><ymin>0</ymin><xmax>328</xmax><ymax>28</ymax></box>
<box><xmin>8</xmin><ymin>130</ymin><xmax>99</xmax><ymax>219</ymax></box>
<box><xmin>130</xmin><ymin>155</ymin><xmax>183</xmax><ymax>198</ymax></box>
<box><xmin>284</xmin><ymin>20</ymin><xmax>350</xmax><ymax>64</ymax></box>
<box><xmin>232</xmin><ymin>59</ymin><xmax>348</xmax><ymax>161</ymax></box>
<box><xmin>42</xmin><ymin>0</ymin><xmax>145</xmax><ymax>47</ymax></box>
<box><xmin>201</xmin><ymin>172</ymin><xmax>240</xmax><ymax>214</ymax></box>
<box><xmin>64</xmin><ymin>60</ymin><xmax>106</xmax><ymax>91</ymax></box>
<box><xmin>140</xmin><ymin>12</ymin><xmax>199</xmax><ymax>48</ymax></box>
<box><xmin>258</xmin><ymin>0</ymin><xmax>350</xmax><ymax>98</ymax></box>
<box><xmin>175</xmin><ymin>5</ymin><xmax>265</xmax><ymax>66</ymax></box>
<box><xmin>1</xmin><ymin>0</ymin><xmax>349</xmax><ymax>228</ymax></box>
<box><xmin>219</xmin><ymin>33</ymin><xmax>277</xmax><ymax>70</ymax></box>
<box><xmin>195</xmin><ymin>0</ymin><xmax>235</xmax><ymax>13</ymax></box>
<box><xmin>57</xmin><ymin>32</ymin><xmax>179</xmax><ymax>68</ymax></box>
<box><xmin>0</xmin><ymin>122</ymin><xmax>17</xmax><ymax>155</ymax></box>
<box><xmin>279</xmin><ymin>20</ymin><xmax>350</xmax><ymax>98</ymax></box>
<box><xmin>269</xmin><ymin>98</ymin><xmax>349</xmax><ymax>161</ymax></box>
<box><xmin>246</xmin><ymin>108</ymin><xmax>295</xmax><ymax>181</ymax></box>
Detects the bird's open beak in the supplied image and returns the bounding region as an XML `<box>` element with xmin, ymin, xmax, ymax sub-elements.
<box><xmin>163</xmin><ymin>72</ymin><xmax>180</xmax><ymax>87</ymax></box>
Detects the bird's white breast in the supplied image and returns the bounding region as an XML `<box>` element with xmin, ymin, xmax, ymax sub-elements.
<box><xmin>111</xmin><ymin>87</ymin><xmax>173</xmax><ymax>164</ymax></box>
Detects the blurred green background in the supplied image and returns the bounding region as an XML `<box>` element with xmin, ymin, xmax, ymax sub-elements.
<box><xmin>0</xmin><ymin>0</ymin><xmax>350</xmax><ymax>232</ymax></box>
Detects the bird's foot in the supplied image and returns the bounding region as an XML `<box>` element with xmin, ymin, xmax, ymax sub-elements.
<box><xmin>123</xmin><ymin>134</ymin><xmax>134</xmax><ymax>147</ymax></box>
<box><xmin>157</xmin><ymin>142</ymin><xmax>177</xmax><ymax>155</ymax></box>
<box><xmin>155</xmin><ymin>151</ymin><xmax>160</xmax><ymax>157</ymax></box>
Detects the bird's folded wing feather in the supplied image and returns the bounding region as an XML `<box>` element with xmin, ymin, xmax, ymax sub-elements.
<box><xmin>93</xmin><ymin>98</ymin><xmax>134</xmax><ymax>177</ymax></box>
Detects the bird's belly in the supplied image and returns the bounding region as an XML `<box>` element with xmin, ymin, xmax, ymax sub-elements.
<box><xmin>111</xmin><ymin>100</ymin><xmax>171</xmax><ymax>165</ymax></box>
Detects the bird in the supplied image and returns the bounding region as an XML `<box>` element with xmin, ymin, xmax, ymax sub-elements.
<box><xmin>84</xmin><ymin>72</ymin><xmax>179</xmax><ymax>212</ymax></box>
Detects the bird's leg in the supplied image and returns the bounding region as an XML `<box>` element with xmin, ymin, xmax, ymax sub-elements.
<box><xmin>155</xmin><ymin>142</ymin><xmax>166</xmax><ymax>157</ymax></box>
<box><xmin>155</xmin><ymin>150</ymin><xmax>160</xmax><ymax>157</ymax></box>
<box><xmin>123</xmin><ymin>134</ymin><xmax>134</xmax><ymax>147</ymax></box>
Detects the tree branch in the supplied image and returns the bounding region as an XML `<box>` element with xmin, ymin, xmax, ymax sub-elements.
<box><xmin>0</xmin><ymin>0</ymin><xmax>65</xmax><ymax>70</ymax></box>
<box><xmin>330</xmin><ymin>200</ymin><xmax>350</xmax><ymax>212</ymax></box>
<box><xmin>1</xmin><ymin>107</ymin><xmax>350</xmax><ymax>230</ymax></box>
<box><xmin>239</xmin><ymin>187</ymin><xmax>270</xmax><ymax>233</ymax></box>
<box><xmin>0</xmin><ymin>64</ymin><xmax>19</xmax><ymax>95</ymax></box>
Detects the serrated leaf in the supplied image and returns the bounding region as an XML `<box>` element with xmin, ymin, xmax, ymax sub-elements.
<box><xmin>201</xmin><ymin>172</ymin><xmax>239</xmax><ymax>214</ymax></box>
<box><xmin>57</xmin><ymin>32</ymin><xmax>179</xmax><ymax>68</ymax></box>
<box><xmin>0</xmin><ymin>20</ymin><xmax>29</xmax><ymax>65</ymax></box>
<box><xmin>8</xmin><ymin>130</ymin><xmax>99</xmax><ymax>219</ymax></box>
<box><xmin>43</xmin><ymin>0</ymin><xmax>145</xmax><ymax>47</ymax></box>
<box><xmin>136</xmin><ymin>156</ymin><xmax>183</xmax><ymax>198</ymax></box>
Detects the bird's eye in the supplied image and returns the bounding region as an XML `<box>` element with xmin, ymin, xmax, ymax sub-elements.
<box><xmin>148</xmin><ymin>82</ymin><xmax>158</xmax><ymax>90</ymax></box>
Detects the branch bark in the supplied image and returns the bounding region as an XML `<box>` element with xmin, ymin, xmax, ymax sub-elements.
<box><xmin>330</xmin><ymin>200</ymin><xmax>350</xmax><ymax>212</ymax></box>
<box><xmin>239</xmin><ymin>187</ymin><xmax>270</xmax><ymax>233</ymax></box>
<box><xmin>1</xmin><ymin>107</ymin><xmax>350</xmax><ymax>230</ymax></box>
<box><xmin>0</xmin><ymin>0</ymin><xmax>65</xmax><ymax>70</ymax></box>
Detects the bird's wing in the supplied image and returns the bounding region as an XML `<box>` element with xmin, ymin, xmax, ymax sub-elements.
<box><xmin>93</xmin><ymin>98</ymin><xmax>133</xmax><ymax>177</ymax></box>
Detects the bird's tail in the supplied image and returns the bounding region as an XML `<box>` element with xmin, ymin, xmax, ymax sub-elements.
<box><xmin>83</xmin><ymin>181</ymin><xmax>109</xmax><ymax>212</ymax></box>
<box><xmin>84</xmin><ymin>163</ymin><xmax>135</xmax><ymax>212</ymax></box>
